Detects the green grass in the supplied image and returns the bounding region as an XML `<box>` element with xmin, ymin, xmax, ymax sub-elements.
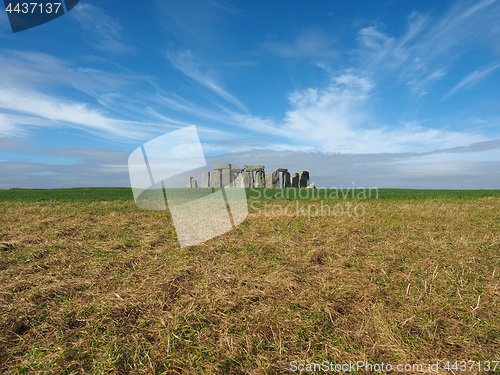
<box><xmin>0</xmin><ymin>187</ymin><xmax>134</xmax><ymax>202</ymax></box>
<box><xmin>1</xmin><ymin>187</ymin><xmax>499</xmax><ymax>202</ymax></box>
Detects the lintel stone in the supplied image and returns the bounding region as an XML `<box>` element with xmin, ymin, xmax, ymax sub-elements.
<box><xmin>244</xmin><ymin>165</ymin><xmax>265</xmax><ymax>171</ymax></box>
<box><xmin>212</xmin><ymin>163</ymin><xmax>231</xmax><ymax>170</ymax></box>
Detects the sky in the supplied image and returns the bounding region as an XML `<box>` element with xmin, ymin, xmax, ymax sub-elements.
<box><xmin>0</xmin><ymin>0</ymin><xmax>499</xmax><ymax>189</ymax></box>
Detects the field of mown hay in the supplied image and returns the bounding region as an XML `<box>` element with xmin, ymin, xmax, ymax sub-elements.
<box><xmin>0</xmin><ymin>189</ymin><xmax>499</xmax><ymax>374</ymax></box>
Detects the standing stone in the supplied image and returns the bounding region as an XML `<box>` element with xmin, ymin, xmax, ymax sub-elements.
<box><xmin>212</xmin><ymin>164</ymin><xmax>231</xmax><ymax>188</ymax></box>
<box><xmin>187</xmin><ymin>177</ymin><xmax>197</xmax><ymax>188</ymax></box>
<box><xmin>291</xmin><ymin>173</ymin><xmax>299</xmax><ymax>188</ymax></box>
<box><xmin>212</xmin><ymin>169</ymin><xmax>222</xmax><ymax>188</ymax></box>
<box><xmin>221</xmin><ymin>165</ymin><xmax>232</xmax><ymax>188</ymax></box>
<box><xmin>271</xmin><ymin>170</ymin><xmax>280</xmax><ymax>188</ymax></box>
<box><xmin>254</xmin><ymin>170</ymin><xmax>266</xmax><ymax>188</ymax></box>
<box><xmin>299</xmin><ymin>171</ymin><xmax>309</xmax><ymax>188</ymax></box>
<box><xmin>231</xmin><ymin>169</ymin><xmax>243</xmax><ymax>188</ymax></box>
<box><xmin>234</xmin><ymin>173</ymin><xmax>244</xmax><ymax>188</ymax></box>
<box><xmin>283</xmin><ymin>171</ymin><xmax>291</xmax><ymax>188</ymax></box>
<box><xmin>201</xmin><ymin>171</ymin><xmax>210</xmax><ymax>188</ymax></box>
<box><xmin>265</xmin><ymin>174</ymin><xmax>272</xmax><ymax>188</ymax></box>
<box><xmin>242</xmin><ymin>171</ymin><xmax>253</xmax><ymax>188</ymax></box>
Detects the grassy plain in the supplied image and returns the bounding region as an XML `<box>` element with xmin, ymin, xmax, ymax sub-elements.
<box><xmin>0</xmin><ymin>188</ymin><xmax>499</xmax><ymax>374</ymax></box>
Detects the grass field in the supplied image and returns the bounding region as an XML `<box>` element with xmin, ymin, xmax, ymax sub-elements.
<box><xmin>0</xmin><ymin>188</ymin><xmax>499</xmax><ymax>374</ymax></box>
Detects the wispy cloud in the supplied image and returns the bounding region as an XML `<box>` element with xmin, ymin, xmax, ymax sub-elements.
<box><xmin>208</xmin><ymin>0</ymin><xmax>243</xmax><ymax>14</ymax></box>
<box><xmin>0</xmin><ymin>50</ymin><xmax>137</xmax><ymax>94</ymax></box>
<box><xmin>407</xmin><ymin>68</ymin><xmax>447</xmax><ymax>96</ymax></box>
<box><xmin>71</xmin><ymin>4</ymin><xmax>131</xmax><ymax>54</ymax></box>
<box><xmin>0</xmin><ymin>87</ymin><xmax>149</xmax><ymax>139</ymax></box>
<box><xmin>443</xmin><ymin>62</ymin><xmax>500</xmax><ymax>100</ymax></box>
<box><xmin>355</xmin><ymin>0</ymin><xmax>500</xmax><ymax>96</ymax></box>
<box><xmin>0</xmin><ymin>49</ymin><xmax>173</xmax><ymax>141</ymax></box>
<box><xmin>263</xmin><ymin>30</ymin><xmax>337</xmax><ymax>59</ymax></box>
<box><xmin>166</xmin><ymin>50</ymin><xmax>248</xmax><ymax>112</ymax></box>
<box><xmin>0</xmin><ymin>113</ymin><xmax>20</xmax><ymax>138</ymax></box>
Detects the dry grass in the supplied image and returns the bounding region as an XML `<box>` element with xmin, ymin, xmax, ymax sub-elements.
<box><xmin>0</xmin><ymin>196</ymin><xmax>499</xmax><ymax>374</ymax></box>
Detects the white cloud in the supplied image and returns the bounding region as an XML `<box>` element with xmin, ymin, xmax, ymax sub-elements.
<box><xmin>0</xmin><ymin>49</ymin><xmax>178</xmax><ymax>142</ymax></box>
<box><xmin>217</xmin><ymin>72</ymin><xmax>486</xmax><ymax>154</ymax></box>
<box><xmin>282</xmin><ymin>74</ymin><xmax>371</xmax><ymax>147</ymax></box>
<box><xmin>179</xmin><ymin>71</ymin><xmax>486</xmax><ymax>155</ymax></box>
<box><xmin>0</xmin><ymin>87</ymin><xmax>149</xmax><ymax>139</ymax></box>
<box><xmin>444</xmin><ymin>63</ymin><xmax>500</xmax><ymax>99</ymax></box>
<box><xmin>0</xmin><ymin>113</ymin><xmax>19</xmax><ymax>137</ymax></box>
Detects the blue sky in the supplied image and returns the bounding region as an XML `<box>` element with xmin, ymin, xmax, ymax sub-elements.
<box><xmin>0</xmin><ymin>0</ymin><xmax>499</xmax><ymax>189</ymax></box>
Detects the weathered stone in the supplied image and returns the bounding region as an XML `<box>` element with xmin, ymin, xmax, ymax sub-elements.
<box><xmin>212</xmin><ymin>163</ymin><xmax>231</xmax><ymax>170</ymax></box>
<box><xmin>283</xmin><ymin>171</ymin><xmax>291</xmax><ymax>188</ymax></box>
<box><xmin>254</xmin><ymin>170</ymin><xmax>266</xmax><ymax>187</ymax></box>
<box><xmin>242</xmin><ymin>171</ymin><xmax>253</xmax><ymax>188</ymax></box>
<box><xmin>210</xmin><ymin>163</ymin><xmax>311</xmax><ymax>190</ymax></box>
<box><xmin>244</xmin><ymin>165</ymin><xmax>264</xmax><ymax>171</ymax></box>
<box><xmin>299</xmin><ymin>171</ymin><xmax>309</xmax><ymax>188</ymax></box>
<box><xmin>221</xmin><ymin>164</ymin><xmax>232</xmax><ymax>187</ymax></box>
<box><xmin>265</xmin><ymin>174</ymin><xmax>272</xmax><ymax>188</ymax></box>
<box><xmin>212</xmin><ymin>169</ymin><xmax>222</xmax><ymax>188</ymax></box>
<box><xmin>201</xmin><ymin>172</ymin><xmax>210</xmax><ymax>188</ymax></box>
<box><xmin>234</xmin><ymin>173</ymin><xmax>244</xmax><ymax>188</ymax></box>
<box><xmin>187</xmin><ymin>177</ymin><xmax>197</xmax><ymax>188</ymax></box>
<box><xmin>229</xmin><ymin>169</ymin><xmax>243</xmax><ymax>188</ymax></box>
<box><xmin>271</xmin><ymin>170</ymin><xmax>280</xmax><ymax>188</ymax></box>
